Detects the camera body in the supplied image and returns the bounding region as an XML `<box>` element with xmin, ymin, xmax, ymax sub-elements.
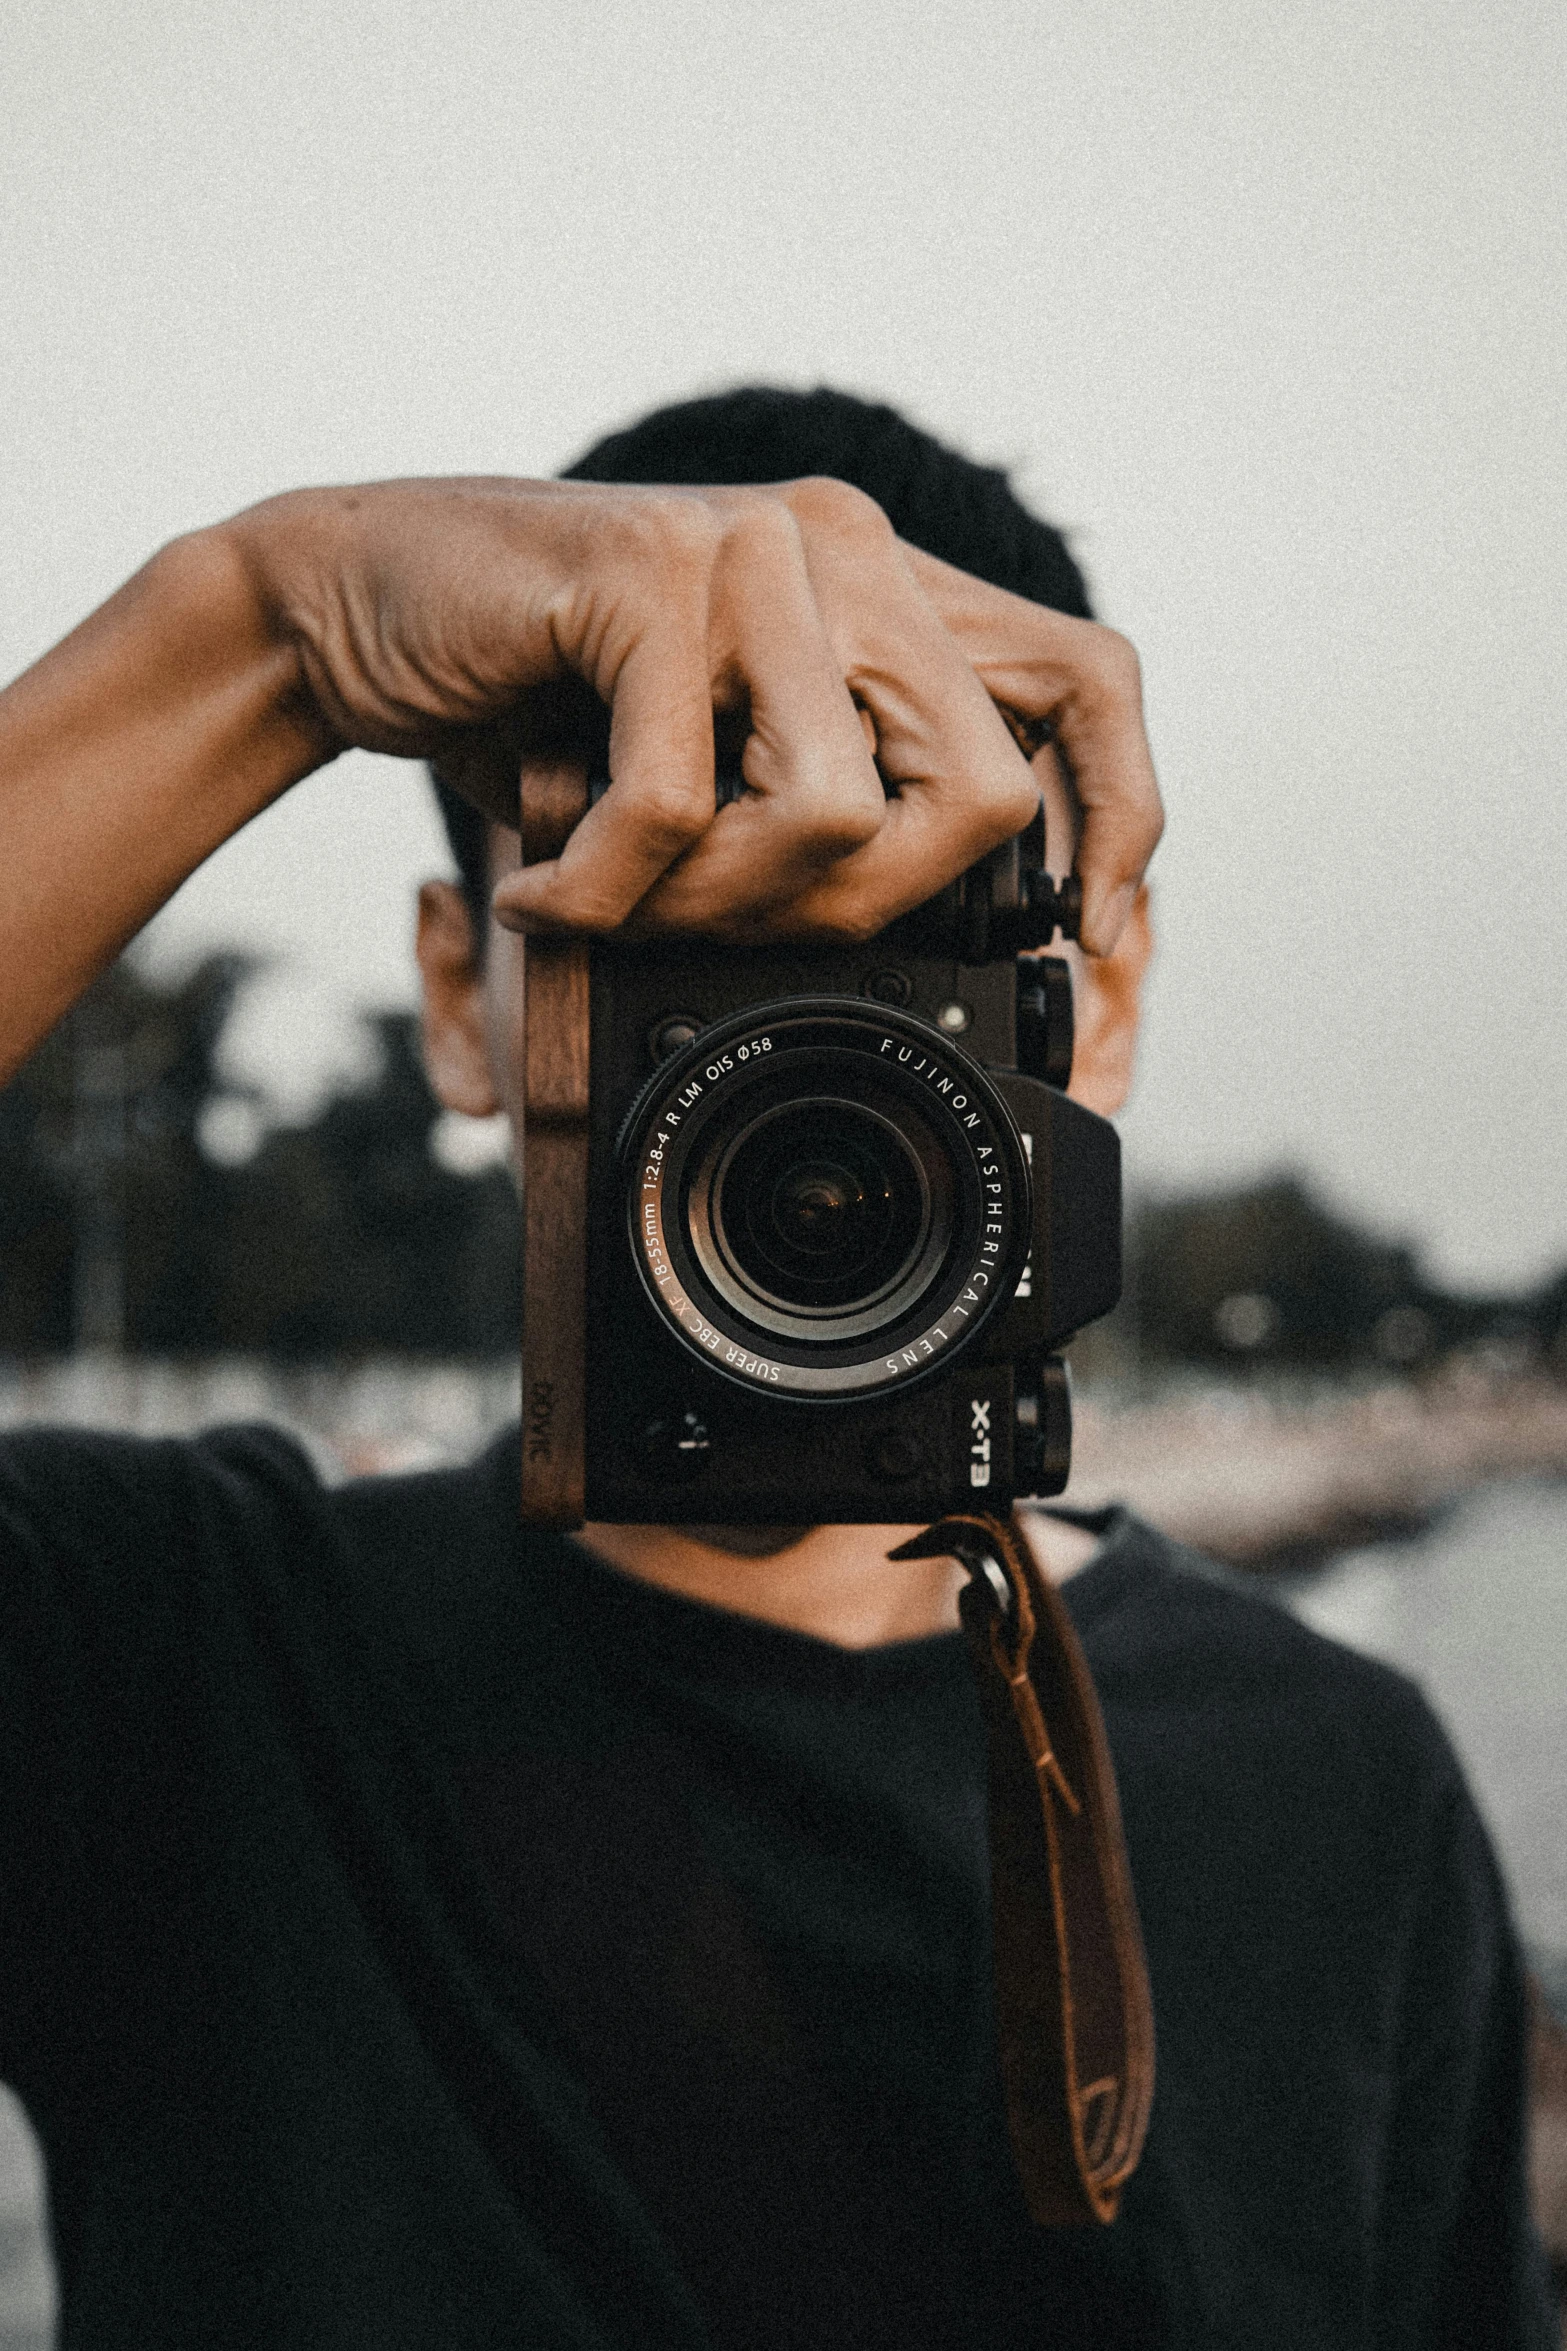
<box><xmin>519</xmin><ymin>802</ymin><xmax>1121</xmax><ymax>1526</ymax></box>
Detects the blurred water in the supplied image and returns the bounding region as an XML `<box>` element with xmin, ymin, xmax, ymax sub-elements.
<box><xmin>1281</xmin><ymin>1478</ymin><xmax>1567</xmax><ymax>1954</ymax></box>
<box><xmin>0</xmin><ymin>2095</ymin><xmax>50</xmax><ymax>2351</ymax></box>
<box><xmin>3</xmin><ymin>1475</ymin><xmax>1563</xmax><ymax>2344</ymax></box>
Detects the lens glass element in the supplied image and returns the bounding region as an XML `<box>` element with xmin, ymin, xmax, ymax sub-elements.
<box><xmin>714</xmin><ymin>1100</ymin><xmax>929</xmax><ymax>1315</ymax></box>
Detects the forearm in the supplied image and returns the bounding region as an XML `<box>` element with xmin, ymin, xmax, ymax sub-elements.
<box><xmin>0</xmin><ymin>522</ymin><xmax>337</xmax><ymax>1080</ymax></box>
<box><xmin>0</xmin><ymin>470</ymin><xmax>1165</xmax><ymax>1083</ymax></box>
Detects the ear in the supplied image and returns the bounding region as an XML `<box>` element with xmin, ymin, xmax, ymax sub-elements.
<box><xmin>1066</xmin><ymin>884</ymin><xmax>1154</xmax><ymax>1118</ymax></box>
<box><xmin>416</xmin><ymin>881</ymin><xmax>501</xmax><ymax>1118</ymax></box>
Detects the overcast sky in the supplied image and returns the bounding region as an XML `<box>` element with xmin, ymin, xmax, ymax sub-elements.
<box><xmin>4</xmin><ymin>0</ymin><xmax>1564</xmax><ymax>1289</ymax></box>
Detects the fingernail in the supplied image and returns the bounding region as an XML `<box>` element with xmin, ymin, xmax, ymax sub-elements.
<box><xmin>492</xmin><ymin>902</ymin><xmax>560</xmax><ymax>936</ymax></box>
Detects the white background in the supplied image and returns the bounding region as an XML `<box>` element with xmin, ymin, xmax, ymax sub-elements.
<box><xmin>4</xmin><ymin>0</ymin><xmax>1564</xmax><ymax>1286</ymax></box>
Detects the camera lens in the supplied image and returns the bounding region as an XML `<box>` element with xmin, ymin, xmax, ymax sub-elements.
<box><xmin>688</xmin><ymin>1079</ymin><xmax>955</xmax><ymax>1346</ymax></box>
<box><xmin>714</xmin><ymin>1101</ymin><xmax>929</xmax><ymax>1315</ymax></box>
<box><xmin>620</xmin><ymin>1000</ymin><xmax>1029</xmax><ymax>1401</ymax></box>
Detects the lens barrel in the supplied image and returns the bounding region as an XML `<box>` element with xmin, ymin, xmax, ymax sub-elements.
<box><xmin>618</xmin><ymin>998</ymin><xmax>1030</xmax><ymax>1401</ymax></box>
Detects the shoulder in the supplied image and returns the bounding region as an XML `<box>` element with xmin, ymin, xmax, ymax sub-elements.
<box><xmin>0</xmin><ymin>1421</ymin><xmax>355</xmax><ymax>1707</ymax></box>
<box><xmin>1066</xmin><ymin>1512</ymin><xmax>1469</xmax><ymax>1916</ymax></box>
<box><xmin>0</xmin><ymin>1417</ymin><xmax>519</xmax><ymax>1639</ymax></box>
<box><xmin>0</xmin><ymin>1415</ymin><xmax>520</xmax><ymax>1564</ymax></box>
<box><xmin>1071</xmin><ymin>1509</ymin><xmax>1450</xmax><ymax>1771</ymax></box>
<box><xmin>0</xmin><ymin>1418</ymin><xmax>551</xmax><ymax>1731</ymax></box>
<box><xmin>0</xmin><ymin>1416</ymin><xmax>330</xmax><ymax>1578</ymax></box>
<box><xmin>1065</xmin><ymin>1520</ymin><xmax>1553</xmax><ymax>2339</ymax></box>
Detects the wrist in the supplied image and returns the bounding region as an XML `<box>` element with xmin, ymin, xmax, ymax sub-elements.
<box><xmin>186</xmin><ymin>503</ymin><xmax>343</xmax><ymax>770</ymax></box>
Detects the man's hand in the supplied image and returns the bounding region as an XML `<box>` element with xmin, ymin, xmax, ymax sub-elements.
<box><xmin>0</xmin><ymin>473</ymin><xmax>1162</xmax><ymax>1081</ymax></box>
<box><xmin>229</xmin><ymin>474</ymin><xmax>1161</xmax><ymax>955</ymax></box>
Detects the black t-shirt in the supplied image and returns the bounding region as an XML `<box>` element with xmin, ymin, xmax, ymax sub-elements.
<box><xmin>0</xmin><ymin>1422</ymin><xmax>1553</xmax><ymax>2349</ymax></box>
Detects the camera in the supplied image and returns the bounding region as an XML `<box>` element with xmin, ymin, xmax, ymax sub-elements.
<box><xmin>518</xmin><ymin>782</ymin><xmax>1121</xmax><ymax>1526</ymax></box>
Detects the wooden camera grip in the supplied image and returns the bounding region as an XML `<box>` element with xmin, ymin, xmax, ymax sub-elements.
<box><xmin>518</xmin><ymin>770</ymin><xmax>592</xmax><ymax>1528</ymax></box>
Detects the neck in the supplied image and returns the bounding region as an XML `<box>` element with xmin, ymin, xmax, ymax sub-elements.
<box><xmin>575</xmin><ymin>1510</ymin><xmax>1099</xmax><ymax>1650</ymax></box>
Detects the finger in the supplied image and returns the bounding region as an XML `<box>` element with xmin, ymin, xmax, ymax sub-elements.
<box><xmin>736</xmin><ymin>741</ymin><xmax>1038</xmax><ymax>943</ymax></box>
<box><xmin>492</xmin><ymin>616</ymin><xmax>715</xmax><ymax>932</ymax></box>
<box><xmin>762</xmin><ymin>679</ymin><xmax>1040</xmax><ymax>940</ymax></box>
<box><xmin>745</xmin><ymin>495</ymin><xmax>1042</xmax><ymax>937</ymax></box>
<box><xmin>900</xmin><ymin>544</ymin><xmax>1164</xmax><ymax>955</ymax></box>
<box><xmin>629</xmin><ymin>505</ymin><xmax>887</xmax><ymax>931</ymax></box>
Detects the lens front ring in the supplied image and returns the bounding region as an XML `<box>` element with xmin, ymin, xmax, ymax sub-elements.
<box><xmin>618</xmin><ymin>998</ymin><xmax>1030</xmax><ymax>1402</ymax></box>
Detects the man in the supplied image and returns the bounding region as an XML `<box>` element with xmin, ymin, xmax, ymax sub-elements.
<box><xmin>0</xmin><ymin>388</ymin><xmax>1552</xmax><ymax>2347</ymax></box>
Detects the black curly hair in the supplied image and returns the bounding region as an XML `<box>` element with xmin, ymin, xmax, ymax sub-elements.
<box><xmin>429</xmin><ymin>383</ymin><xmax>1093</xmax><ymax>937</ymax></box>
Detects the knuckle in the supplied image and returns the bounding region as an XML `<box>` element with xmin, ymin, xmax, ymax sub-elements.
<box><xmin>625</xmin><ymin>773</ymin><xmax>712</xmax><ymax>849</ymax></box>
<box><xmin>624</xmin><ymin>492</ymin><xmax>721</xmax><ymax>583</ymax></box>
<box><xmin>781</xmin><ymin>779</ymin><xmax>884</xmax><ymax>857</ymax></box>
<box><xmin>834</xmin><ymin>902</ymin><xmax>890</xmax><ymax>947</ymax></box>
<box><xmin>798</xmin><ymin>894</ymin><xmax>885</xmax><ymax>947</ymax></box>
<box><xmin>723</xmin><ymin>496</ymin><xmax>805</xmax><ymax>573</ymax></box>
<box><xmin>1110</xmin><ymin>766</ymin><xmax>1166</xmax><ymax>841</ymax></box>
<box><xmin>783</xmin><ymin>474</ymin><xmax>893</xmax><ymax>546</ymax></box>
<box><xmin>1136</xmin><ymin>782</ymin><xmax>1168</xmax><ymax>844</ymax></box>
<box><xmin>979</xmin><ymin>761</ymin><xmax>1045</xmax><ymax>839</ymax></box>
<box><xmin>1088</xmin><ymin>623</ymin><xmax>1144</xmax><ymax>700</ymax></box>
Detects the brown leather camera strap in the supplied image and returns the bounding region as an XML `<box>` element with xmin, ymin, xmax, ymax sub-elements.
<box><xmin>890</xmin><ymin>1510</ymin><xmax>1155</xmax><ymax>2226</ymax></box>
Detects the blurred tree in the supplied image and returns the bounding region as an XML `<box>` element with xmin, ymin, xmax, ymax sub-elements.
<box><xmin>206</xmin><ymin>1015</ymin><xmax>518</xmax><ymax>1355</ymax></box>
<box><xmin>1123</xmin><ymin>1175</ymin><xmax>1521</xmax><ymax>1373</ymax></box>
<box><xmin>0</xmin><ymin>961</ymin><xmax>519</xmax><ymax>1356</ymax></box>
<box><xmin>0</xmin><ymin>955</ymin><xmax>248</xmax><ymax>1351</ymax></box>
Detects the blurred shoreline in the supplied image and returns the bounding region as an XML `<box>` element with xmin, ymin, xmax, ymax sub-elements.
<box><xmin>0</xmin><ymin>1354</ymin><xmax>522</xmax><ymax>1486</ymax></box>
<box><xmin>1068</xmin><ymin>1369</ymin><xmax>1567</xmax><ymax>1568</ymax></box>
<box><xmin>5</xmin><ymin>1352</ymin><xmax>1567</xmax><ymax>1573</ymax></box>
